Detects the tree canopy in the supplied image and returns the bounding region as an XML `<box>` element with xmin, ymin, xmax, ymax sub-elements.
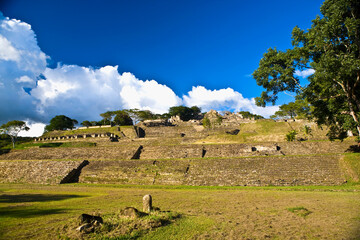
<box><xmin>270</xmin><ymin>100</ymin><xmax>312</xmax><ymax>120</ymax></box>
<box><xmin>113</xmin><ymin>110</ymin><xmax>133</xmax><ymax>126</ymax></box>
<box><xmin>45</xmin><ymin>115</ymin><xmax>78</xmax><ymax>132</ymax></box>
<box><xmin>168</xmin><ymin>106</ymin><xmax>201</xmax><ymax>121</ymax></box>
<box><xmin>253</xmin><ymin>0</ymin><xmax>360</xmax><ymax>139</ymax></box>
<box><xmin>238</xmin><ymin>111</ymin><xmax>264</xmax><ymax>120</ymax></box>
<box><xmin>81</xmin><ymin>120</ymin><xmax>92</xmax><ymax>127</ymax></box>
<box><xmin>0</xmin><ymin>120</ymin><xmax>29</xmax><ymax>148</ymax></box>
<box><xmin>99</xmin><ymin>111</ymin><xmax>115</xmax><ymax>125</ymax></box>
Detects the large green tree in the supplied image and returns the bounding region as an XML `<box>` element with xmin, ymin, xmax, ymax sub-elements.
<box><xmin>100</xmin><ymin>111</ymin><xmax>115</xmax><ymax>126</ymax></box>
<box><xmin>125</xmin><ymin>109</ymin><xmax>157</xmax><ymax>124</ymax></box>
<box><xmin>113</xmin><ymin>110</ymin><xmax>133</xmax><ymax>126</ymax></box>
<box><xmin>253</xmin><ymin>0</ymin><xmax>360</xmax><ymax>139</ymax></box>
<box><xmin>168</xmin><ymin>106</ymin><xmax>201</xmax><ymax>121</ymax></box>
<box><xmin>0</xmin><ymin>120</ymin><xmax>29</xmax><ymax>148</ymax></box>
<box><xmin>45</xmin><ymin>115</ymin><xmax>78</xmax><ymax>132</ymax></box>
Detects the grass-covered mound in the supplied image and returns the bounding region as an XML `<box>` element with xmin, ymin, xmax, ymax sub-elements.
<box><xmin>61</xmin><ymin>209</ymin><xmax>181</xmax><ymax>240</ymax></box>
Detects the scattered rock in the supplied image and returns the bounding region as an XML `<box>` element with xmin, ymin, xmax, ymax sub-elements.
<box><xmin>77</xmin><ymin>214</ymin><xmax>103</xmax><ymax>234</ymax></box>
<box><xmin>79</xmin><ymin>213</ymin><xmax>103</xmax><ymax>224</ymax></box>
<box><xmin>121</xmin><ymin>207</ymin><xmax>140</xmax><ymax>218</ymax></box>
<box><xmin>226</xmin><ymin>129</ymin><xmax>240</xmax><ymax>135</ymax></box>
<box><xmin>143</xmin><ymin>194</ymin><xmax>153</xmax><ymax>213</ymax></box>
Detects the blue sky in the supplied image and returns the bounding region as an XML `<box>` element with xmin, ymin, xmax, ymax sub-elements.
<box><xmin>0</xmin><ymin>0</ymin><xmax>323</xmax><ymax>135</ymax></box>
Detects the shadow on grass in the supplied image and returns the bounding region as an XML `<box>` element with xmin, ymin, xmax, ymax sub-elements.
<box><xmin>0</xmin><ymin>193</ymin><xmax>86</xmax><ymax>203</ymax></box>
<box><xmin>346</xmin><ymin>145</ymin><xmax>360</xmax><ymax>153</ymax></box>
<box><xmin>39</xmin><ymin>142</ymin><xmax>63</xmax><ymax>148</ymax></box>
<box><xmin>0</xmin><ymin>207</ymin><xmax>67</xmax><ymax>218</ymax></box>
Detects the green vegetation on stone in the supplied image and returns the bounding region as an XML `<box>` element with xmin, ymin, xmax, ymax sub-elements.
<box><xmin>238</xmin><ymin>111</ymin><xmax>264</xmax><ymax>120</ymax></box>
<box><xmin>168</xmin><ymin>106</ymin><xmax>201</xmax><ymax>121</ymax></box>
<box><xmin>286</xmin><ymin>130</ymin><xmax>297</xmax><ymax>142</ymax></box>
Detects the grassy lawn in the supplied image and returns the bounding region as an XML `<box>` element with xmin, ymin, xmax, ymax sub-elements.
<box><xmin>0</xmin><ymin>184</ymin><xmax>359</xmax><ymax>239</ymax></box>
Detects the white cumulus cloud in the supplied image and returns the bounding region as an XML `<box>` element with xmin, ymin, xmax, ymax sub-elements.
<box><xmin>30</xmin><ymin>65</ymin><xmax>181</xmax><ymax>121</ymax></box>
<box><xmin>119</xmin><ymin>72</ymin><xmax>181</xmax><ymax>113</ymax></box>
<box><xmin>294</xmin><ymin>69</ymin><xmax>315</xmax><ymax>78</ymax></box>
<box><xmin>183</xmin><ymin>86</ymin><xmax>279</xmax><ymax>118</ymax></box>
<box><xmin>18</xmin><ymin>121</ymin><xmax>46</xmax><ymax>137</ymax></box>
<box><xmin>0</xmin><ymin>12</ymin><xmax>47</xmax><ymax>123</ymax></box>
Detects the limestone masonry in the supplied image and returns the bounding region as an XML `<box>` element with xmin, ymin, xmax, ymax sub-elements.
<box><xmin>0</xmin><ymin>116</ymin><xmax>356</xmax><ymax>186</ymax></box>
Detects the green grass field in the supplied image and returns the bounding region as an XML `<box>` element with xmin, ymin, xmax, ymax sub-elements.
<box><xmin>0</xmin><ymin>183</ymin><xmax>359</xmax><ymax>239</ymax></box>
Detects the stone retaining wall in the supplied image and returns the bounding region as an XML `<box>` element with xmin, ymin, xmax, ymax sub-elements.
<box><xmin>0</xmin><ymin>141</ymin><xmax>352</xmax><ymax>161</ymax></box>
<box><xmin>0</xmin><ymin>160</ymin><xmax>83</xmax><ymax>184</ymax></box>
<box><xmin>0</xmin><ymin>154</ymin><xmax>346</xmax><ymax>186</ymax></box>
<box><xmin>78</xmin><ymin>155</ymin><xmax>345</xmax><ymax>186</ymax></box>
<box><xmin>0</xmin><ymin>146</ymin><xmax>141</xmax><ymax>160</ymax></box>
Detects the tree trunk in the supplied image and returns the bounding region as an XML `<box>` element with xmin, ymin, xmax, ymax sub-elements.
<box><xmin>11</xmin><ymin>137</ymin><xmax>15</xmax><ymax>148</ymax></box>
<box><xmin>345</xmin><ymin>89</ymin><xmax>360</xmax><ymax>138</ymax></box>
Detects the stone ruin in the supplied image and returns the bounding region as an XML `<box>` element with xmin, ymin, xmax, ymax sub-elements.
<box><xmin>34</xmin><ymin>132</ymin><xmax>119</xmax><ymax>142</ymax></box>
<box><xmin>141</xmin><ymin>109</ymin><xmax>254</xmax><ymax>128</ymax></box>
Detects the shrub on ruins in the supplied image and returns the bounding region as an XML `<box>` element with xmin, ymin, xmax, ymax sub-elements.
<box><xmin>202</xmin><ymin>117</ymin><xmax>211</xmax><ymax>128</ymax></box>
<box><xmin>0</xmin><ymin>120</ymin><xmax>29</xmax><ymax>148</ymax></box>
<box><xmin>253</xmin><ymin>0</ymin><xmax>360</xmax><ymax>140</ymax></box>
<box><xmin>286</xmin><ymin>130</ymin><xmax>297</xmax><ymax>142</ymax></box>
<box><xmin>238</xmin><ymin>111</ymin><xmax>264</xmax><ymax>120</ymax></box>
<box><xmin>113</xmin><ymin>110</ymin><xmax>133</xmax><ymax>126</ymax></box>
<box><xmin>168</xmin><ymin>106</ymin><xmax>201</xmax><ymax>121</ymax></box>
<box><xmin>45</xmin><ymin>115</ymin><xmax>78</xmax><ymax>132</ymax></box>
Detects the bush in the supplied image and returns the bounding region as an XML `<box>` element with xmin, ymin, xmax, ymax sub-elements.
<box><xmin>286</xmin><ymin>130</ymin><xmax>297</xmax><ymax>141</ymax></box>
<box><xmin>202</xmin><ymin>117</ymin><xmax>211</xmax><ymax>128</ymax></box>
<box><xmin>303</xmin><ymin>125</ymin><xmax>312</xmax><ymax>135</ymax></box>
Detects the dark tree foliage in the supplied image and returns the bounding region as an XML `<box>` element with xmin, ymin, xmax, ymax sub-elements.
<box><xmin>168</xmin><ymin>106</ymin><xmax>201</xmax><ymax>121</ymax></box>
<box><xmin>81</xmin><ymin>120</ymin><xmax>92</xmax><ymax>127</ymax></box>
<box><xmin>113</xmin><ymin>110</ymin><xmax>133</xmax><ymax>126</ymax></box>
<box><xmin>45</xmin><ymin>115</ymin><xmax>78</xmax><ymax>132</ymax></box>
<box><xmin>253</xmin><ymin>0</ymin><xmax>360</xmax><ymax>139</ymax></box>
<box><xmin>238</xmin><ymin>111</ymin><xmax>264</xmax><ymax>120</ymax></box>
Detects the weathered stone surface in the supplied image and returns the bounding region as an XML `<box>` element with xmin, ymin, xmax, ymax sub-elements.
<box><xmin>143</xmin><ymin>195</ymin><xmax>152</xmax><ymax>213</ymax></box>
<box><xmin>60</xmin><ymin>160</ymin><xmax>89</xmax><ymax>184</ymax></box>
<box><xmin>0</xmin><ymin>160</ymin><xmax>83</xmax><ymax>184</ymax></box>
<box><xmin>79</xmin><ymin>214</ymin><xmax>103</xmax><ymax>224</ymax></box>
<box><xmin>226</xmin><ymin>129</ymin><xmax>240</xmax><ymax>135</ymax></box>
<box><xmin>143</xmin><ymin>119</ymin><xmax>173</xmax><ymax>127</ymax></box>
<box><xmin>77</xmin><ymin>214</ymin><xmax>103</xmax><ymax>233</ymax></box>
<box><xmin>121</xmin><ymin>207</ymin><xmax>140</xmax><ymax>218</ymax></box>
<box><xmin>0</xmin><ymin>146</ymin><xmax>141</xmax><ymax>160</ymax></box>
